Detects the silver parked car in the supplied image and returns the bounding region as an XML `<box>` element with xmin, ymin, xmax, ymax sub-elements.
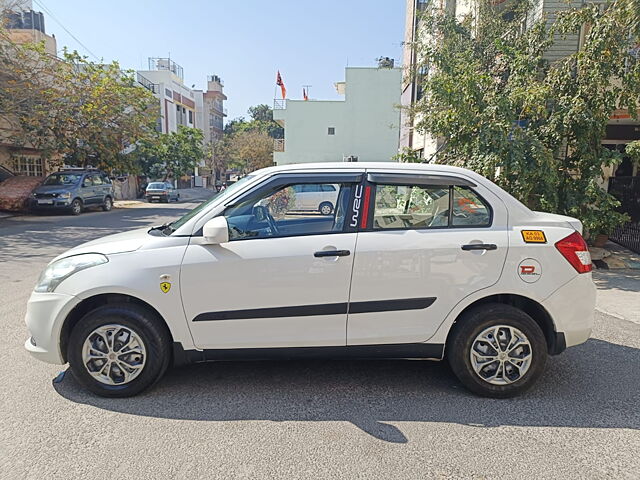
<box><xmin>146</xmin><ymin>182</ymin><xmax>179</xmax><ymax>203</ymax></box>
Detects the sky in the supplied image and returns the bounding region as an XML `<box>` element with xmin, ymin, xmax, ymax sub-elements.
<box><xmin>31</xmin><ymin>0</ymin><xmax>406</xmax><ymax>121</ymax></box>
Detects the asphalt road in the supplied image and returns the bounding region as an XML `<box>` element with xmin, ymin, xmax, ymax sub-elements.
<box><xmin>1</xmin><ymin>204</ymin><xmax>639</xmax><ymax>479</ymax></box>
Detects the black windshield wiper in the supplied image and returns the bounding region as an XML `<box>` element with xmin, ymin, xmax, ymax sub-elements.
<box><xmin>148</xmin><ymin>222</ymin><xmax>175</xmax><ymax>235</ymax></box>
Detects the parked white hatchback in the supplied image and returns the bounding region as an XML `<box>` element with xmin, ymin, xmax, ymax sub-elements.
<box><xmin>25</xmin><ymin>162</ymin><xmax>596</xmax><ymax>398</ymax></box>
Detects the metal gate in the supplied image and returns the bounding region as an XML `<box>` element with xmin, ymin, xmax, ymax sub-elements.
<box><xmin>608</xmin><ymin>176</ymin><xmax>640</xmax><ymax>253</ymax></box>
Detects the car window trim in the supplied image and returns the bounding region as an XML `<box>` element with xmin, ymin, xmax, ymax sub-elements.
<box><xmin>192</xmin><ymin>172</ymin><xmax>364</xmax><ymax>238</ymax></box>
<box><xmin>364</xmin><ymin>183</ymin><xmax>494</xmax><ymax>232</ymax></box>
<box><xmin>366</xmin><ymin>173</ymin><xmax>476</xmax><ymax>187</ymax></box>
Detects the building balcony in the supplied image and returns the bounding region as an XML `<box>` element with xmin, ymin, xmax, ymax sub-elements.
<box><xmin>273</xmin><ymin>99</ymin><xmax>286</xmax><ymax>110</ymax></box>
<box><xmin>274</xmin><ymin>138</ymin><xmax>285</xmax><ymax>152</ymax></box>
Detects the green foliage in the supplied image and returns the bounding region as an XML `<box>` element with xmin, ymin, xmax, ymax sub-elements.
<box><xmin>0</xmin><ymin>32</ymin><xmax>158</xmax><ymax>171</ymax></box>
<box><xmin>626</xmin><ymin>141</ymin><xmax>640</xmax><ymax>163</ymax></box>
<box><xmin>393</xmin><ymin>147</ymin><xmax>424</xmax><ymax>163</ymax></box>
<box><xmin>214</xmin><ymin>104</ymin><xmax>280</xmax><ymax>175</ymax></box>
<box><xmin>224</xmin><ymin>104</ymin><xmax>283</xmax><ymax>139</ymax></box>
<box><xmin>134</xmin><ymin>126</ymin><xmax>204</xmax><ymax>180</ymax></box>
<box><xmin>410</xmin><ymin>0</ymin><xmax>638</xmax><ymax>234</ymax></box>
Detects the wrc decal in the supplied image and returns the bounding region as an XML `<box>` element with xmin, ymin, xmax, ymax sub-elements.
<box><xmin>350</xmin><ymin>185</ymin><xmax>364</xmax><ymax>227</ymax></box>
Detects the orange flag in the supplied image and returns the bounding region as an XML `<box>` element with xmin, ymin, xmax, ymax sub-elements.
<box><xmin>303</xmin><ymin>88</ymin><xmax>308</xmax><ymax>101</ymax></box>
<box><xmin>276</xmin><ymin>71</ymin><xmax>287</xmax><ymax>99</ymax></box>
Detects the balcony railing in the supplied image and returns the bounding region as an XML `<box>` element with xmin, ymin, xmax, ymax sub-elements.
<box><xmin>136</xmin><ymin>73</ymin><xmax>159</xmax><ymax>94</ymax></box>
<box><xmin>273</xmin><ymin>99</ymin><xmax>286</xmax><ymax>110</ymax></box>
<box><xmin>274</xmin><ymin>138</ymin><xmax>285</xmax><ymax>152</ymax></box>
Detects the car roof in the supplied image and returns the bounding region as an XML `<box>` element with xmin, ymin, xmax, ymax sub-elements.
<box><xmin>256</xmin><ymin>162</ymin><xmax>472</xmax><ymax>175</ymax></box>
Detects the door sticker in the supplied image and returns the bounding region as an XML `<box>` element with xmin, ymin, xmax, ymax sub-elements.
<box><xmin>521</xmin><ymin>230</ymin><xmax>547</xmax><ymax>243</ymax></box>
<box><xmin>518</xmin><ymin>259</ymin><xmax>542</xmax><ymax>283</ymax></box>
<box><xmin>160</xmin><ymin>282</ymin><xmax>171</xmax><ymax>293</ymax></box>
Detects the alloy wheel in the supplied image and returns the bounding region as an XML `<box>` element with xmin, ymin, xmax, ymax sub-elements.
<box><xmin>469</xmin><ymin>325</ymin><xmax>533</xmax><ymax>385</ymax></box>
<box><xmin>81</xmin><ymin>324</ymin><xmax>146</xmax><ymax>385</ymax></box>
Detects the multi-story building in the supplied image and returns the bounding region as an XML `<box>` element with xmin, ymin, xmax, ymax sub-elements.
<box><xmin>0</xmin><ymin>0</ymin><xmax>58</xmax><ymax>178</ymax></box>
<box><xmin>194</xmin><ymin>75</ymin><xmax>226</xmax><ymax>185</ymax></box>
<box><xmin>136</xmin><ymin>58</ymin><xmax>197</xmax><ymax>135</ymax></box>
<box><xmin>273</xmin><ymin>65</ymin><xmax>402</xmax><ymax>165</ymax></box>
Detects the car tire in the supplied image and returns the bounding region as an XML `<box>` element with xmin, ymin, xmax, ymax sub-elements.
<box><xmin>67</xmin><ymin>303</ymin><xmax>172</xmax><ymax>398</ymax></box>
<box><xmin>447</xmin><ymin>303</ymin><xmax>547</xmax><ymax>398</ymax></box>
<box><xmin>319</xmin><ymin>202</ymin><xmax>334</xmax><ymax>215</ymax></box>
<box><xmin>70</xmin><ymin>199</ymin><xmax>82</xmax><ymax>216</ymax></box>
<box><xmin>102</xmin><ymin>196</ymin><xmax>113</xmax><ymax>212</ymax></box>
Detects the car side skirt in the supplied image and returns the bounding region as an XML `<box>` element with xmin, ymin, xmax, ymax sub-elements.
<box><xmin>172</xmin><ymin>342</ymin><xmax>444</xmax><ymax>366</ymax></box>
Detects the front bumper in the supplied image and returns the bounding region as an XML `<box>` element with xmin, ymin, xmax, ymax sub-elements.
<box><xmin>30</xmin><ymin>198</ymin><xmax>72</xmax><ymax>209</ymax></box>
<box><xmin>24</xmin><ymin>291</ymin><xmax>79</xmax><ymax>365</ymax></box>
<box><xmin>542</xmin><ymin>273</ymin><xmax>596</xmax><ymax>349</ymax></box>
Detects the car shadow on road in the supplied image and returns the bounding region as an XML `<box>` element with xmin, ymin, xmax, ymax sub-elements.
<box><xmin>53</xmin><ymin>338</ymin><xmax>640</xmax><ymax>443</ymax></box>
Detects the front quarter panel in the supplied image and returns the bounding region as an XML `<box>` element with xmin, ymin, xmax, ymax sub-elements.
<box><xmin>54</xmin><ymin>236</ymin><xmax>194</xmax><ymax>349</ymax></box>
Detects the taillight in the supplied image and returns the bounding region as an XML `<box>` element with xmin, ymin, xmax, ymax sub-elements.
<box><xmin>555</xmin><ymin>231</ymin><xmax>592</xmax><ymax>273</ymax></box>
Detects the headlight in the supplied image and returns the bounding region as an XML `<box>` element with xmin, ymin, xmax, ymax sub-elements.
<box><xmin>58</xmin><ymin>192</ymin><xmax>71</xmax><ymax>199</ymax></box>
<box><xmin>35</xmin><ymin>254</ymin><xmax>108</xmax><ymax>293</ymax></box>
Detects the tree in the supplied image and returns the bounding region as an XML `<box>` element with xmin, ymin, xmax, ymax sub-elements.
<box><xmin>410</xmin><ymin>0</ymin><xmax>639</xmax><ymax>235</ymax></box>
<box><xmin>224</xmin><ymin>130</ymin><xmax>273</xmax><ymax>175</ymax></box>
<box><xmin>134</xmin><ymin>126</ymin><xmax>204</xmax><ymax>180</ymax></box>
<box><xmin>0</xmin><ymin>27</ymin><xmax>158</xmax><ymax>172</ymax></box>
<box><xmin>213</xmin><ymin>104</ymin><xmax>280</xmax><ymax>176</ymax></box>
<box><xmin>224</xmin><ymin>104</ymin><xmax>283</xmax><ymax>139</ymax></box>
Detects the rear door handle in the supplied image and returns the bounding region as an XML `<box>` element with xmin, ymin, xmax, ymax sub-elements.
<box><xmin>461</xmin><ymin>243</ymin><xmax>497</xmax><ymax>251</ymax></box>
<box><xmin>314</xmin><ymin>250</ymin><xmax>351</xmax><ymax>258</ymax></box>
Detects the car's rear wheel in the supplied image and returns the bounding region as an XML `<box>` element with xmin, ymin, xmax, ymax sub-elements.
<box><xmin>70</xmin><ymin>199</ymin><xmax>82</xmax><ymax>215</ymax></box>
<box><xmin>67</xmin><ymin>304</ymin><xmax>172</xmax><ymax>397</ymax></box>
<box><xmin>102</xmin><ymin>196</ymin><xmax>113</xmax><ymax>212</ymax></box>
<box><xmin>447</xmin><ymin>304</ymin><xmax>547</xmax><ymax>398</ymax></box>
<box><xmin>319</xmin><ymin>202</ymin><xmax>333</xmax><ymax>215</ymax></box>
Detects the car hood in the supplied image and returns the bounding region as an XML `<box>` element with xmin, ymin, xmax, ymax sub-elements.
<box><xmin>53</xmin><ymin>227</ymin><xmax>150</xmax><ymax>261</ymax></box>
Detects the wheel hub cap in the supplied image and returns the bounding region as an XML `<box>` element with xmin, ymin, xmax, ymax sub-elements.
<box><xmin>469</xmin><ymin>325</ymin><xmax>533</xmax><ymax>386</ymax></box>
<box><xmin>81</xmin><ymin>324</ymin><xmax>146</xmax><ymax>386</ymax></box>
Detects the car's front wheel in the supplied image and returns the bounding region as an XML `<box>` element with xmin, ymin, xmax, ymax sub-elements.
<box><xmin>70</xmin><ymin>199</ymin><xmax>82</xmax><ymax>215</ymax></box>
<box><xmin>102</xmin><ymin>196</ymin><xmax>113</xmax><ymax>211</ymax></box>
<box><xmin>447</xmin><ymin>304</ymin><xmax>547</xmax><ymax>398</ymax></box>
<box><xmin>67</xmin><ymin>304</ymin><xmax>172</xmax><ymax>397</ymax></box>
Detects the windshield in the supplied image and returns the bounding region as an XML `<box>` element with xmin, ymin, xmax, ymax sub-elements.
<box><xmin>43</xmin><ymin>173</ymin><xmax>81</xmax><ymax>186</ymax></box>
<box><xmin>147</xmin><ymin>182</ymin><xmax>166</xmax><ymax>189</ymax></box>
<box><xmin>167</xmin><ymin>175</ymin><xmax>256</xmax><ymax>233</ymax></box>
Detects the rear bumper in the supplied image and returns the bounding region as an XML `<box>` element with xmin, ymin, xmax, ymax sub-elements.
<box><xmin>542</xmin><ymin>273</ymin><xmax>596</xmax><ymax>349</ymax></box>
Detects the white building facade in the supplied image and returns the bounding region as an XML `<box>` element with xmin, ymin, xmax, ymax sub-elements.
<box><xmin>273</xmin><ymin>67</ymin><xmax>402</xmax><ymax>165</ymax></box>
<box><xmin>137</xmin><ymin>58</ymin><xmax>197</xmax><ymax>135</ymax></box>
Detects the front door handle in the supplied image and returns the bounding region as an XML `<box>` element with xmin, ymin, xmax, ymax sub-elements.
<box><xmin>314</xmin><ymin>250</ymin><xmax>351</xmax><ymax>258</ymax></box>
<box><xmin>461</xmin><ymin>243</ymin><xmax>497</xmax><ymax>251</ymax></box>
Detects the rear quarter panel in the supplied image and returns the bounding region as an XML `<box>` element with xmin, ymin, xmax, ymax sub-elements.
<box><xmin>427</xmin><ymin>225</ymin><xmax>584</xmax><ymax>345</ymax></box>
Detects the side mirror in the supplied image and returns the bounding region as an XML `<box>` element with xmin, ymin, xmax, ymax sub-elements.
<box><xmin>202</xmin><ymin>216</ymin><xmax>229</xmax><ymax>245</ymax></box>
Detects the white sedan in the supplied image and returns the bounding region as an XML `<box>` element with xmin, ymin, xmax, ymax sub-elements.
<box><xmin>25</xmin><ymin>162</ymin><xmax>595</xmax><ymax>398</ymax></box>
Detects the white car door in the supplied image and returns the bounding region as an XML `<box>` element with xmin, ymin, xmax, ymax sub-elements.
<box><xmin>347</xmin><ymin>172</ymin><xmax>509</xmax><ymax>345</ymax></box>
<box><xmin>181</xmin><ymin>173</ymin><xmax>363</xmax><ymax>349</ymax></box>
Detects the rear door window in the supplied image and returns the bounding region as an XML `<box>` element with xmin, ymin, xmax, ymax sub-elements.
<box><xmin>373</xmin><ymin>184</ymin><xmax>450</xmax><ymax>229</ymax></box>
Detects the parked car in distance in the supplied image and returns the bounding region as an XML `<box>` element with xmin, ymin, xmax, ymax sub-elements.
<box><xmin>146</xmin><ymin>182</ymin><xmax>179</xmax><ymax>203</ymax></box>
<box><xmin>290</xmin><ymin>183</ymin><xmax>339</xmax><ymax>215</ymax></box>
<box><xmin>25</xmin><ymin>162</ymin><xmax>596</xmax><ymax>398</ymax></box>
<box><xmin>31</xmin><ymin>169</ymin><xmax>114</xmax><ymax>215</ymax></box>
